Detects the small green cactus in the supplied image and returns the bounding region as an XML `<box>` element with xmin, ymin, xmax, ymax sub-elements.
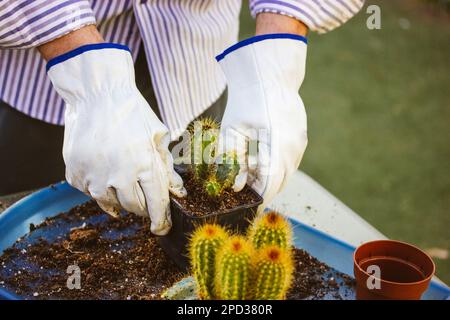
<box><xmin>189</xmin><ymin>224</ymin><xmax>228</xmax><ymax>299</ymax></box>
<box><xmin>204</xmin><ymin>151</ymin><xmax>240</xmax><ymax>197</ymax></box>
<box><xmin>248</xmin><ymin>211</ymin><xmax>292</xmax><ymax>250</ymax></box>
<box><xmin>189</xmin><ymin>118</ymin><xmax>219</xmax><ymax>181</ymax></box>
<box><xmin>188</xmin><ymin>118</ymin><xmax>240</xmax><ymax>198</ymax></box>
<box><xmin>215</xmin><ymin>236</ymin><xmax>254</xmax><ymax>300</ymax></box>
<box><xmin>215</xmin><ymin>151</ymin><xmax>240</xmax><ymax>190</ymax></box>
<box><xmin>204</xmin><ymin>176</ymin><xmax>222</xmax><ymax>198</ymax></box>
<box><xmin>253</xmin><ymin>246</ymin><xmax>294</xmax><ymax>300</ymax></box>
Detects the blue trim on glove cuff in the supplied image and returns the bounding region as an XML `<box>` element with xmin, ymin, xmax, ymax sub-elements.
<box><xmin>46</xmin><ymin>43</ymin><xmax>131</xmax><ymax>71</ymax></box>
<box><xmin>215</xmin><ymin>33</ymin><xmax>307</xmax><ymax>62</ymax></box>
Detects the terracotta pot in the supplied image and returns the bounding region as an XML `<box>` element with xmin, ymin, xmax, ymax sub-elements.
<box><xmin>353</xmin><ymin>240</ymin><xmax>435</xmax><ymax>300</ymax></box>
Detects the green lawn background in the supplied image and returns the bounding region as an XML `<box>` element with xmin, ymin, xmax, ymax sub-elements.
<box><xmin>239</xmin><ymin>0</ymin><xmax>450</xmax><ymax>283</ymax></box>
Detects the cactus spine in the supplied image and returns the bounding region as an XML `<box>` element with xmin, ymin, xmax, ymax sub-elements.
<box><xmin>189</xmin><ymin>224</ymin><xmax>228</xmax><ymax>299</ymax></box>
<box><xmin>253</xmin><ymin>246</ymin><xmax>294</xmax><ymax>300</ymax></box>
<box><xmin>215</xmin><ymin>236</ymin><xmax>254</xmax><ymax>300</ymax></box>
<box><xmin>248</xmin><ymin>211</ymin><xmax>292</xmax><ymax>250</ymax></box>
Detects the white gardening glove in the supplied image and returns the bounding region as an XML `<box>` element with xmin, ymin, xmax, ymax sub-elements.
<box><xmin>217</xmin><ymin>34</ymin><xmax>308</xmax><ymax>209</ymax></box>
<box><xmin>47</xmin><ymin>43</ymin><xmax>186</xmax><ymax>235</ymax></box>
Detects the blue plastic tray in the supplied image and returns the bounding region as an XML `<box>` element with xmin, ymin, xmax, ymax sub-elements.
<box><xmin>0</xmin><ymin>182</ymin><xmax>449</xmax><ymax>300</ymax></box>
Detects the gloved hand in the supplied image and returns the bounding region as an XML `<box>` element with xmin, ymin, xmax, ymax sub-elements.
<box><xmin>47</xmin><ymin>43</ymin><xmax>186</xmax><ymax>235</ymax></box>
<box><xmin>217</xmin><ymin>34</ymin><xmax>308</xmax><ymax>209</ymax></box>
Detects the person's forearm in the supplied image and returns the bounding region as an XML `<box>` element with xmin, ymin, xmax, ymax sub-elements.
<box><xmin>255</xmin><ymin>13</ymin><xmax>308</xmax><ymax>37</ymax></box>
<box><xmin>38</xmin><ymin>25</ymin><xmax>104</xmax><ymax>61</ymax></box>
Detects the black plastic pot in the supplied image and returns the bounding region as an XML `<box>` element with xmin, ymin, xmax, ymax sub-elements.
<box><xmin>157</xmin><ymin>178</ymin><xmax>263</xmax><ymax>271</ymax></box>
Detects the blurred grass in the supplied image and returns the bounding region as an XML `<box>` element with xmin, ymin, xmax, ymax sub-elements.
<box><xmin>239</xmin><ymin>0</ymin><xmax>450</xmax><ymax>283</ymax></box>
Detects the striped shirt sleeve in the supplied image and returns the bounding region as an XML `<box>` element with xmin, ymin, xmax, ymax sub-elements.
<box><xmin>0</xmin><ymin>0</ymin><xmax>96</xmax><ymax>49</ymax></box>
<box><xmin>249</xmin><ymin>0</ymin><xmax>365</xmax><ymax>34</ymax></box>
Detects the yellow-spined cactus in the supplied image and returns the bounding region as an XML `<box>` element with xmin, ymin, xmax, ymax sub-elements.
<box><xmin>248</xmin><ymin>211</ymin><xmax>292</xmax><ymax>249</ymax></box>
<box><xmin>215</xmin><ymin>236</ymin><xmax>254</xmax><ymax>300</ymax></box>
<box><xmin>252</xmin><ymin>245</ymin><xmax>294</xmax><ymax>300</ymax></box>
<box><xmin>188</xmin><ymin>211</ymin><xmax>295</xmax><ymax>300</ymax></box>
<box><xmin>204</xmin><ymin>175</ymin><xmax>222</xmax><ymax>198</ymax></box>
<box><xmin>188</xmin><ymin>118</ymin><xmax>240</xmax><ymax>198</ymax></box>
<box><xmin>204</xmin><ymin>151</ymin><xmax>240</xmax><ymax>197</ymax></box>
<box><xmin>189</xmin><ymin>118</ymin><xmax>219</xmax><ymax>181</ymax></box>
<box><xmin>189</xmin><ymin>224</ymin><xmax>229</xmax><ymax>299</ymax></box>
<box><xmin>215</xmin><ymin>151</ymin><xmax>239</xmax><ymax>189</ymax></box>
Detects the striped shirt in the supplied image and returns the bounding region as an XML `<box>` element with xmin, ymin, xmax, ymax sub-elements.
<box><xmin>0</xmin><ymin>0</ymin><xmax>365</xmax><ymax>139</ymax></box>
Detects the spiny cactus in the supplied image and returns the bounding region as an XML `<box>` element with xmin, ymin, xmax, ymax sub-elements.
<box><xmin>253</xmin><ymin>246</ymin><xmax>294</xmax><ymax>300</ymax></box>
<box><xmin>204</xmin><ymin>151</ymin><xmax>240</xmax><ymax>197</ymax></box>
<box><xmin>215</xmin><ymin>236</ymin><xmax>254</xmax><ymax>300</ymax></box>
<box><xmin>188</xmin><ymin>118</ymin><xmax>240</xmax><ymax>198</ymax></box>
<box><xmin>189</xmin><ymin>224</ymin><xmax>229</xmax><ymax>299</ymax></box>
<box><xmin>248</xmin><ymin>211</ymin><xmax>292</xmax><ymax>250</ymax></box>
<box><xmin>188</xmin><ymin>211</ymin><xmax>295</xmax><ymax>300</ymax></box>
<box><xmin>215</xmin><ymin>151</ymin><xmax>240</xmax><ymax>190</ymax></box>
<box><xmin>189</xmin><ymin>117</ymin><xmax>219</xmax><ymax>181</ymax></box>
<box><xmin>204</xmin><ymin>175</ymin><xmax>222</xmax><ymax>198</ymax></box>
